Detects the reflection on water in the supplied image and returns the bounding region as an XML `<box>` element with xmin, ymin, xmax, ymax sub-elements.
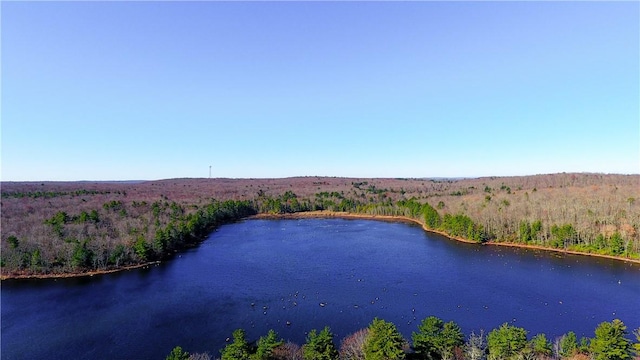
<box><xmin>2</xmin><ymin>218</ymin><xmax>639</xmax><ymax>359</ymax></box>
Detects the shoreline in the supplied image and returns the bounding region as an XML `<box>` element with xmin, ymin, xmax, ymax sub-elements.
<box><xmin>3</xmin><ymin>211</ymin><xmax>638</xmax><ymax>280</ymax></box>
<box><xmin>0</xmin><ymin>261</ymin><xmax>161</xmax><ymax>281</ymax></box>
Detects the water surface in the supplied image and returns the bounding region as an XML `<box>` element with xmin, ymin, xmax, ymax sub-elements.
<box><xmin>2</xmin><ymin>218</ymin><xmax>639</xmax><ymax>359</ymax></box>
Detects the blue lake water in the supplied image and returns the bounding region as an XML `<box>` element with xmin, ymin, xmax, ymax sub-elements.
<box><xmin>2</xmin><ymin>218</ymin><xmax>639</xmax><ymax>359</ymax></box>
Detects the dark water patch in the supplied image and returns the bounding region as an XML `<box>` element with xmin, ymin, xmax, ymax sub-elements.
<box><xmin>2</xmin><ymin>218</ymin><xmax>639</xmax><ymax>359</ymax></box>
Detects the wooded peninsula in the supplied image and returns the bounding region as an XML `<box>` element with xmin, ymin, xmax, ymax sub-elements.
<box><xmin>1</xmin><ymin>173</ymin><xmax>638</xmax><ymax>279</ymax></box>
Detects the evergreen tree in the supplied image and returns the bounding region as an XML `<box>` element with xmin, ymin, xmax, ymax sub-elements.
<box><xmin>518</xmin><ymin>221</ymin><xmax>530</xmax><ymax>242</ymax></box>
<box><xmin>578</xmin><ymin>336</ymin><xmax>590</xmax><ymax>354</ymax></box>
<box><xmin>486</xmin><ymin>323</ymin><xmax>527</xmax><ymax>360</ymax></box>
<box><xmin>422</xmin><ymin>203</ymin><xmax>441</xmax><ymax>229</ymax></box>
<box><xmin>529</xmin><ymin>333</ymin><xmax>552</xmax><ymax>357</ymax></box>
<box><xmin>633</xmin><ymin>328</ymin><xmax>640</xmax><ymax>357</ymax></box>
<box><xmin>253</xmin><ymin>329</ymin><xmax>284</xmax><ymax>360</ymax></box>
<box><xmin>412</xmin><ymin>316</ymin><xmax>464</xmax><ymax>360</ymax></box>
<box><xmin>412</xmin><ymin>316</ymin><xmax>444</xmax><ymax>359</ymax></box>
<box><xmin>221</xmin><ymin>329</ymin><xmax>250</xmax><ymax>360</ymax></box>
<box><xmin>166</xmin><ymin>346</ymin><xmax>190</xmax><ymax>360</ymax></box>
<box><xmin>530</xmin><ymin>220</ymin><xmax>542</xmax><ymax>241</ymax></box>
<box><xmin>558</xmin><ymin>331</ymin><xmax>578</xmax><ymax>358</ymax></box>
<box><xmin>71</xmin><ymin>241</ymin><xmax>93</xmax><ymax>268</ymax></box>
<box><xmin>303</xmin><ymin>326</ymin><xmax>338</xmax><ymax>360</ymax></box>
<box><xmin>609</xmin><ymin>232</ymin><xmax>625</xmax><ymax>255</ymax></box>
<box><xmin>364</xmin><ymin>318</ymin><xmax>406</xmax><ymax>360</ymax></box>
<box><xmin>438</xmin><ymin>322</ymin><xmax>464</xmax><ymax>360</ymax></box>
<box><xmin>7</xmin><ymin>235</ymin><xmax>19</xmax><ymax>249</ymax></box>
<box><xmin>589</xmin><ymin>319</ymin><xmax>632</xmax><ymax>360</ymax></box>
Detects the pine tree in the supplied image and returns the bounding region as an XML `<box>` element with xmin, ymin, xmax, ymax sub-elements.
<box><xmin>558</xmin><ymin>331</ymin><xmax>578</xmax><ymax>358</ymax></box>
<box><xmin>253</xmin><ymin>329</ymin><xmax>284</xmax><ymax>360</ymax></box>
<box><xmin>166</xmin><ymin>346</ymin><xmax>190</xmax><ymax>360</ymax></box>
<box><xmin>364</xmin><ymin>318</ymin><xmax>406</xmax><ymax>360</ymax></box>
<box><xmin>486</xmin><ymin>323</ymin><xmax>527</xmax><ymax>360</ymax></box>
<box><xmin>221</xmin><ymin>329</ymin><xmax>250</xmax><ymax>360</ymax></box>
<box><xmin>589</xmin><ymin>319</ymin><xmax>632</xmax><ymax>360</ymax></box>
<box><xmin>303</xmin><ymin>326</ymin><xmax>338</xmax><ymax>360</ymax></box>
<box><xmin>529</xmin><ymin>333</ymin><xmax>552</xmax><ymax>357</ymax></box>
<box><xmin>412</xmin><ymin>316</ymin><xmax>464</xmax><ymax>360</ymax></box>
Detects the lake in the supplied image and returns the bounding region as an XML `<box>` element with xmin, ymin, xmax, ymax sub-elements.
<box><xmin>2</xmin><ymin>218</ymin><xmax>639</xmax><ymax>359</ymax></box>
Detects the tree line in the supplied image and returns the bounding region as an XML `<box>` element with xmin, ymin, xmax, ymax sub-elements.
<box><xmin>256</xmin><ymin>191</ymin><xmax>640</xmax><ymax>259</ymax></box>
<box><xmin>166</xmin><ymin>316</ymin><xmax>640</xmax><ymax>360</ymax></box>
<box><xmin>355</xmin><ymin>197</ymin><xmax>638</xmax><ymax>259</ymax></box>
<box><xmin>1</xmin><ymin>188</ymin><xmax>120</xmax><ymax>199</ymax></box>
<box><xmin>1</xmin><ymin>199</ymin><xmax>255</xmax><ymax>275</ymax></box>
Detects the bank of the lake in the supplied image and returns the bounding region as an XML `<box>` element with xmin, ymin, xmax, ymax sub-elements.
<box><xmin>0</xmin><ymin>261</ymin><xmax>162</xmax><ymax>280</ymax></box>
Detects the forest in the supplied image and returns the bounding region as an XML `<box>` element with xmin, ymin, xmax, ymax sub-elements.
<box><xmin>1</xmin><ymin>173</ymin><xmax>638</xmax><ymax>277</ymax></box>
<box><xmin>166</xmin><ymin>316</ymin><xmax>640</xmax><ymax>360</ymax></box>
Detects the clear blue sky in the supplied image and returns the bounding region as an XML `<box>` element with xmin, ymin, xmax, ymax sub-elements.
<box><xmin>2</xmin><ymin>1</ymin><xmax>638</xmax><ymax>181</ymax></box>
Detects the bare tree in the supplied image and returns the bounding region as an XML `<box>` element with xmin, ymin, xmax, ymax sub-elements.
<box><xmin>339</xmin><ymin>328</ymin><xmax>369</xmax><ymax>360</ymax></box>
<box><xmin>465</xmin><ymin>330</ymin><xmax>487</xmax><ymax>360</ymax></box>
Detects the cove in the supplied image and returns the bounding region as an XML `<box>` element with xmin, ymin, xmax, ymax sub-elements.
<box><xmin>2</xmin><ymin>218</ymin><xmax>639</xmax><ymax>359</ymax></box>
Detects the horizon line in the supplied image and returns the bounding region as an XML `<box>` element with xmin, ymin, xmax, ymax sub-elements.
<box><xmin>2</xmin><ymin>171</ymin><xmax>639</xmax><ymax>184</ymax></box>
